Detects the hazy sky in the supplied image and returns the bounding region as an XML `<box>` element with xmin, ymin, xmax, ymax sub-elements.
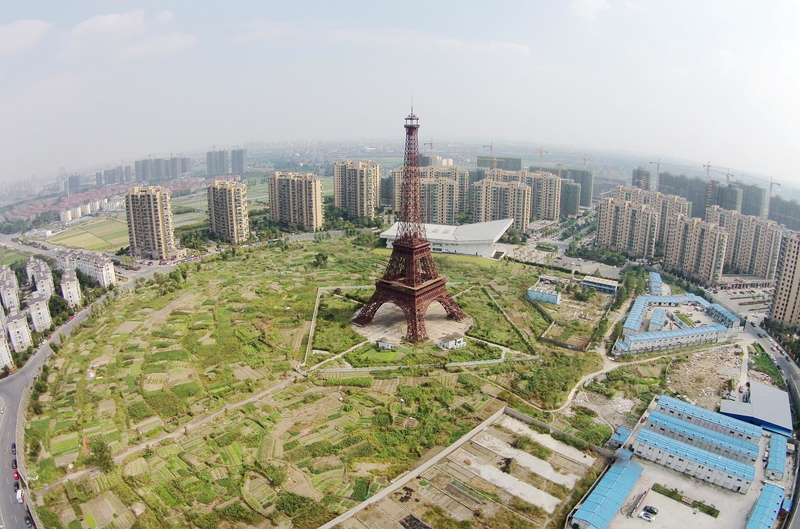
<box><xmin>2</xmin><ymin>1</ymin><xmax>799</xmax><ymax>184</ymax></box>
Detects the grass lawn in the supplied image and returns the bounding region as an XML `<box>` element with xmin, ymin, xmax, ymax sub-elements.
<box><xmin>47</xmin><ymin>218</ymin><xmax>130</xmax><ymax>251</ymax></box>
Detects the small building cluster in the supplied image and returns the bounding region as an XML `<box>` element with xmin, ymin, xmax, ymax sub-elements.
<box><xmin>58</xmin><ymin>197</ymin><xmax>124</xmax><ymax>223</ymax></box>
<box><xmin>614</xmin><ymin>293</ymin><xmax>739</xmax><ymax>354</ymax></box>
<box><xmin>54</xmin><ymin>250</ymin><xmax>116</xmax><ymax>288</ymax></box>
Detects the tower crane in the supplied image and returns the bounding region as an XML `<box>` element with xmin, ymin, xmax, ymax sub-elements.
<box><xmin>538</xmin><ymin>147</ymin><xmax>548</xmax><ymax>171</ymax></box>
<box><xmin>483</xmin><ymin>143</ymin><xmax>497</xmax><ymax>170</ymax></box>
<box><xmin>582</xmin><ymin>154</ymin><xmax>590</xmax><ymax>168</ymax></box>
<box><xmin>424</xmin><ymin>139</ymin><xmax>434</xmax><ymax>156</ymax></box>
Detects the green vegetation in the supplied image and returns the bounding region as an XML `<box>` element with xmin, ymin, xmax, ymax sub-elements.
<box><xmin>750</xmin><ymin>351</ymin><xmax>786</xmax><ymax>390</ymax></box>
<box><xmin>652</xmin><ymin>483</ymin><xmax>720</xmax><ymax>517</ymax></box>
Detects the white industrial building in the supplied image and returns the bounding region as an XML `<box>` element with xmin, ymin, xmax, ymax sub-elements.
<box><xmin>61</xmin><ymin>270</ymin><xmax>82</xmax><ymax>308</ymax></box>
<box><xmin>6</xmin><ymin>310</ymin><xmax>32</xmax><ymax>353</ymax></box>
<box><xmin>54</xmin><ymin>250</ymin><xmax>116</xmax><ymax>288</ymax></box>
<box><xmin>380</xmin><ymin>219</ymin><xmax>513</xmax><ymax>259</ymax></box>
<box><xmin>28</xmin><ymin>292</ymin><xmax>52</xmax><ymax>333</ymax></box>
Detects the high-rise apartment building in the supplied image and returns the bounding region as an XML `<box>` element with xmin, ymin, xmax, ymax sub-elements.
<box><xmin>487</xmin><ymin>170</ymin><xmax>560</xmax><ymax>220</ymax></box>
<box><xmin>334</xmin><ymin>161</ymin><xmax>381</xmax><ymax>219</ymax></box>
<box><xmin>207</xmin><ymin>150</ymin><xmax>229</xmax><ymax>177</ymax></box>
<box><xmin>68</xmin><ymin>174</ymin><xmax>82</xmax><ymax>195</ymax></box>
<box><xmin>560</xmin><ymin>179</ymin><xmax>581</xmax><ymax>218</ymax></box>
<box><xmin>54</xmin><ymin>250</ymin><xmax>116</xmax><ymax>288</ymax></box>
<box><xmin>420</xmin><ymin>177</ymin><xmax>459</xmax><ymax>225</ymax></box>
<box><xmin>770</xmin><ymin>196</ymin><xmax>800</xmax><ymax>231</ymax></box>
<box><xmin>392</xmin><ymin>166</ymin><xmax>470</xmax><ymax>220</ymax></box>
<box><xmin>606</xmin><ymin>186</ymin><xmax>690</xmax><ymax>244</ymax></box>
<box><xmin>26</xmin><ymin>257</ymin><xmax>53</xmax><ymax>299</ymax></box>
<box><xmin>231</xmin><ymin>149</ymin><xmax>247</xmax><ymax>175</ymax></box>
<box><xmin>737</xmin><ymin>182</ymin><xmax>766</xmax><ymax>218</ymax></box>
<box><xmin>705</xmin><ymin>205</ymin><xmax>784</xmax><ymax>279</ymax></box>
<box><xmin>268</xmin><ymin>172</ymin><xmax>323</xmax><ymax>231</ymax></box>
<box><xmin>567</xmin><ymin>169</ymin><xmax>594</xmax><ymax>207</ymax></box>
<box><xmin>472</xmin><ymin>179</ymin><xmax>531</xmax><ymax>232</ymax></box>
<box><xmin>208</xmin><ymin>180</ymin><xmax>250</xmax><ymax>244</ymax></box>
<box><xmin>0</xmin><ymin>266</ymin><xmax>19</xmax><ymax>311</ymax></box>
<box><xmin>632</xmin><ymin>167</ymin><xmax>650</xmax><ymax>191</ymax></box>
<box><xmin>772</xmin><ymin>232</ymin><xmax>800</xmax><ymax>327</ymax></box>
<box><xmin>6</xmin><ymin>310</ymin><xmax>31</xmax><ymax>353</ymax></box>
<box><xmin>597</xmin><ymin>198</ymin><xmax>660</xmax><ymax>259</ymax></box>
<box><xmin>664</xmin><ymin>215</ymin><xmax>729</xmax><ymax>285</ymax></box>
<box><xmin>0</xmin><ymin>336</ymin><xmax>12</xmax><ymax>369</ymax></box>
<box><xmin>125</xmin><ymin>186</ymin><xmax>177</xmax><ymax>260</ymax></box>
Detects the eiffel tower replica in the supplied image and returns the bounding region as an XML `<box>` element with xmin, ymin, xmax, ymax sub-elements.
<box><xmin>353</xmin><ymin>110</ymin><xmax>465</xmax><ymax>342</ymax></box>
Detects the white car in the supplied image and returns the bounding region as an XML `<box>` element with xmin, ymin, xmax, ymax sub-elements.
<box><xmin>639</xmin><ymin>511</ymin><xmax>655</xmax><ymax>522</ymax></box>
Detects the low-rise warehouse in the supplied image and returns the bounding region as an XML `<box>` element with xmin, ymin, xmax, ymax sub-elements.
<box><xmin>720</xmin><ymin>381</ymin><xmax>793</xmax><ymax>437</ymax></box>
<box><xmin>648</xmin><ymin>309</ymin><xmax>667</xmax><ymax>331</ymax></box>
<box><xmin>632</xmin><ymin>429</ymin><xmax>754</xmax><ymax>493</ymax></box>
<box><xmin>707</xmin><ymin>303</ymin><xmax>742</xmax><ymax>328</ymax></box>
<box><xmin>644</xmin><ymin>410</ymin><xmax>759</xmax><ymax>464</ymax></box>
<box><xmin>648</xmin><ymin>271</ymin><xmax>663</xmax><ymax>295</ymax></box>
<box><xmin>655</xmin><ymin>395</ymin><xmax>762</xmax><ymax>443</ymax></box>
<box><xmin>615</xmin><ymin>324</ymin><xmax>729</xmax><ymax>354</ymax></box>
<box><xmin>526</xmin><ymin>286</ymin><xmax>561</xmax><ymax>305</ymax></box>
<box><xmin>569</xmin><ymin>458</ymin><xmax>643</xmax><ymax>529</ymax></box>
<box><xmin>766</xmin><ymin>434</ymin><xmax>788</xmax><ymax>481</ymax></box>
<box><xmin>745</xmin><ymin>483</ymin><xmax>785</xmax><ymax>529</ymax></box>
<box><xmin>580</xmin><ymin>275</ymin><xmax>619</xmax><ymax>294</ymax></box>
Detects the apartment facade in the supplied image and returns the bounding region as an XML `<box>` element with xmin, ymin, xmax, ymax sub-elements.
<box><xmin>0</xmin><ymin>266</ymin><xmax>19</xmax><ymax>311</ymax></box>
<box><xmin>420</xmin><ymin>177</ymin><xmax>459</xmax><ymax>225</ymax></box>
<box><xmin>125</xmin><ymin>186</ymin><xmax>178</xmax><ymax>260</ymax></box>
<box><xmin>26</xmin><ymin>257</ymin><xmax>53</xmax><ymax>299</ymax></box>
<box><xmin>206</xmin><ymin>150</ymin><xmax>229</xmax><ymax>177</ymax></box>
<box><xmin>606</xmin><ymin>186</ymin><xmax>691</xmax><ymax>244</ymax></box>
<box><xmin>597</xmin><ymin>198</ymin><xmax>660</xmax><ymax>259</ymax></box>
<box><xmin>560</xmin><ymin>179</ymin><xmax>581</xmax><ymax>218</ymax></box>
<box><xmin>231</xmin><ymin>149</ymin><xmax>247</xmax><ymax>175</ymax></box>
<box><xmin>334</xmin><ymin>161</ymin><xmax>381</xmax><ymax>219</ymax></box>
<box><xmin>55</xmin><ymin>250</ymin><xmax>117</xmax><ymax>288</ymax></box>
<box><xmin>0</xmin><ymin>336</ymin><xmax>12</xmax><ymax>369</ymax></box>
<box><xmin>28</xmin><ymin>292</ymin><xmax>52</xmax><ymax>333</ymax></box>
<box><xmin>772</xmin><ymin>232</ymin><xmax>800</xmax><ymax>327</ymax></box>
<box><xmin>208</xmin><ymin>180</ymin><xmax>250</xmax><ymax>244</ymax></box>
<box><xmin>472</xmin><ymin>179</ymin><xmax>531</xmax><ymax>232</ymax></box>
<box><xmin>487</xmin><ymin>169</ymin><xmax>560</xmax><ymax>220</ymax></box>
<box><xmin>706</xmin><ymin>205</ymin><xmax>784</xmax><ymax>279</ymax></box>
<box><xmin>268</xmin><ymin>172</ymin><xmax>323</xmax><ymax>231</ymax></box>
<box><xmin>61</xmin><ymin>269</ymin><xmax>82</xmax><ymax>308</ymax></box>
<box><xmin>6</xmin><ymin>310</ymin><xmax>31</xmax><ymax>353</ymax></box>
<box><xmin>664</xmin><ymin>215</ymin><xmax>729</xmax><ymax>285</ymax></box>
<box><xmin>392</xmin><ymin>166</ymin><xmax>471</xmax><ymax>217</ymax></box>
<box><xmin>632</xmin><ymin>167</ymin><xmax>650</xmax><ymax>191</ymax></box>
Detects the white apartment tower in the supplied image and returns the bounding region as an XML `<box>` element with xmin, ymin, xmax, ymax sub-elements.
<box><xmin>664</xmin><ymin>215</ymin><xmax>729</xmax><ymax>285</ymax></box>
<box><xmin>0</xmin><ymin>336</ymin><xmax>12</xmax><ymax>369</ymax></box>
<box><xmin>61</xmin><ymin>269</ymin><xmax>82</xmax><ymax>308</ymax></box>
<box><xmin>268</xmin><ymin>172</ymin><xmax>323</xmax><ymax>231</ymax></box>
<box><xmin>772</xmin><ymin>232</ymin><xmax>800</xmax><ymax>327</ymax></box>
<box><xmin>125</xmin><ymin>186</ymin><xmax>177</xmax><ymax>260</ymax></box>
<box><xmin>28</xmin><ymin>292</ymin><xmax>52</xmax><ymax>333</ymax></box>
<box><xmin>333</xmin><ymin>161</ymin><xmax>381</xmax><ymax>219</ymax></box>
<box><xmin>208</xmin><ymin>180</ymin><xmax>250</xmax><ymax>244</ymax></box>
<box><xmin>0</xmin><ymin>266</ymin><xmax>19</xmax><ymax>311</ymax></box>
<box><xmin>26</xmin><ymin>257</ymin><xmax>53</xmax><ymax>299</ymax></box>
<box><xmin>6</xmin><ymin>310</ymin><xmax>32</xmax><ymax>353</ymax></box>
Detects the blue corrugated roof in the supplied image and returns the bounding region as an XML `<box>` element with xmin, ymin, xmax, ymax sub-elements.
<box><xmin>650</xmin><ymin>309</ymin><xmax>667</xmax><ymax>327</ymax></box>
<box><xmin>651</xmin><ymin>285</ymin><xmax>663</xmax><ymax>293</ymax></box>
<box><xmin>745</xmin><ymin>483</ymin><xmax>784</xmax><ymax>529</ymax></box>
<box><xmin>635</xmin><ymin>430</ymin><xmax>755</xmax><ymax>479</ymax></box>
<box><xmin>572</xmin><ymin>459</ymin><xmax>643</xmax><ymax>529</ymax></box>
<box><xmin>611</xmin><ymin>427</ymin><xmax>633</xmax><ymax>444</ymax></box>
<box><xmin>649</xmin><ymin>272</ymin><xmax>662</xmax><ymax>285</ymax></box>
<box><xmin>684</xmin><ymin>293</ymin><xmax>711</xmax><ymax>308</ymax></box>
<box><xmin>709</xmin><ymin>303</ymin><xmax>740</xmax><ymax>324</ymax></box>
<box><xmin>646</xmin><ymin>411</ymin><xmax>759</xmax><ymax>458</ymax></box>
<box><xmin>657</xmin><ymin>395</ymin><xmax>762</xmax><ymax>438</ymax></box>
<box><xmin>626</xmin><ymin>324</ymin><xmax>727</xmax><ymax>342</ymax></box>
<box><xmin>767</xmin><ymin>435</ymin><xmax>788</xmax><ymax>474</ymax></box>
<box><xmin>624</xmin><ymin>296</ymin><xmax>650</xmax><ymax>331</ymax></box>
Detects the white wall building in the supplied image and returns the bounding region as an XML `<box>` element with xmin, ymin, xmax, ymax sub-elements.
<box><xmin>0</xmin><ymin>336</ymin><xmax>12</xmax><ymax>370</ymax></box>
<box><xmin>26</xmin><ymin>257</ymin><xmax>53</xmax><ymax>299</ymax></box>
<box><xmin>0</xmin><ymin>266</ymin><xmax>19</xmax><ymax>311</ymax></box>
<box><xmin>28</xmin><ymin>292</ymin><xmax>52</xmax><ymax>333</ymax></box>
<box><xmin>61</xmin><ymin>270</ymin><xmax>82</xmax><ymax>308</ymax></box>
<box><xmin>6</xmin><ymin>310</ymin><xmax>32</xmax><ymax>353</ymax></box>
<box><xmin>381</xmin><ymin>219</ymin><xmax>513</xmax><ymax>259</ymax></box>
<box><xmin>54</xmin><ymin>250</ymin><xmax>116</xmax><ymax>288</ymax></box>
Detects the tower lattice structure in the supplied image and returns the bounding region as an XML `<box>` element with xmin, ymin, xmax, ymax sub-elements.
<box><xmin>353</xmin><ymin>111</ymin><xmax>465</xmax><ymax>342</ymax></box>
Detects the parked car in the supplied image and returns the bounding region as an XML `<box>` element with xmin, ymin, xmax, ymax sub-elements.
<box><xmin>11</xmin><ymin>442</ymin><xmax>16</xmax><ymax>454</ymax></box>
<box><xmin>12</xmin><ymin>458</ymin><xmax>17</xmax><ymax>469</ymax></box>
<box><xmin>24</xmin><ymin>515</ymin><xmax>32</xmax><ymax>528</ymax></box>
<box><xmin>13</xmin><ymin>469</ymin><xmax>19</xmax><ymax>480</ymax></box>
<box><xmin>643</xmin><ymin>506</ymin><xmax>659</xmax><ymax>515</ymax></box>
<box><xmin>639</xmin><ymin>511</ymin><xmax>655</xmax><ymax>522</ymax></box>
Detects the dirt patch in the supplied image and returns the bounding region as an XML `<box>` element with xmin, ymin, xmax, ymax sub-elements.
<box><xmin>281</xmin><ymin>465</ymin><xmax>323</xmax><ymax>501</ymax></box>
<box><xmin>571</xmin><ymin>392</ymin><xmax>638</xmax><ymax>430</ymax></box>
<box><xmin>667</xmin><ymin>345</ymin><xmax>741</xmax><ymax>408</ymax></box>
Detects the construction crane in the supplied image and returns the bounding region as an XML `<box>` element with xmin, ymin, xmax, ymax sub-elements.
<box><xmin>582</xmin><ymin>154</ymin><xmax>590</xmax><ymax>168</ymax></box>
<box><xmin>538</xmin><ymin>147</ymin><xmax>549</xmax><ymax>171</ymax></box>
<box><xmin>483</xmin><ymin>142</ymin><xmax>497</xmax><ymax>170</ymax></box>
<box><xmin>554</xmin><ymin>161</ymin><xmax>564</xmax><ymax>178</ymax></box>
<box><xmin>423</xmin><ymin>139</ymin><xmax>435</xmax><ymax>157</ymax></box>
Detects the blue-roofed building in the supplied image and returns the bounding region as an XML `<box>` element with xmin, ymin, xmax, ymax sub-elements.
<box><xmin>745</xmin><ymin>483</ymin><xmax>785</xmax><ymax>529</ymax></box>
<box><xmin>615</xmin><ymin>324</ymin><xmax>728</xmax><ymax>354</ymax></box>
<box><xmin>648</xmin><ymin>272</ymin><xmax>663</xmax><ymax>295</ymax></box>
<box><xmin>720</xmin><ymin>381</ymin><xmax>793</xmax><ymax>437</ymax></box>
<box><xmin>684</xmin><ymin>293</ymin><xmax>711</xmax><ymax>309</ymax></box>
<box><xmin>766</xmin><ymin>434</ymin><xmax>788</xmax><ymax>481</ymax></box>
<box><xmin>648</xmin><ymin>309</ymin><xmax>667</xmax><ymax>332</ymax></box>
<box><xmin>609</xmin><ymin>426</ymin><xmax>632</xmax><ymax>449</ymax></box>
<box><xmin>632</xmin><ymin>429</ymin><xmax>754</xmax><ymax>493</ymax></box>
<box><xmin>580</xmin><ymin>275</ymin><xmax>619</xmax><ymax>294</ymax></box>
<box><xmin>707</xmin><ymin>303</ymin><xmax>741</xmax><ymax>328</ymax></box>
<box><xmin>526</xmin><ymin>286</ymin><xmax>561</xmax><ymax>305</ymax></box>
<box><xmin>570</xmin><ymin>459</ymin><xmax>643</xmax><ymax>529</ymax></box>
<box><xmin>644</xmin><ymin>411</ymin><xmax>759</xmax><ymax>463</ymax></box>
<box><xmin>655</xmin><ymin>395</ymin><xmax>762</xmax><ymax>442</ymax></box>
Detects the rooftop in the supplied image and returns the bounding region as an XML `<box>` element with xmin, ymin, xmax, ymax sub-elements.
<box><xmin>625</xmin><ymin>324</ymin><xmax>727</xmax><ymax>343</ymax></box>
<box><xmin>657</xmin><ymin>395</ymin><xmax>763</xmax><ymax>438</ymax></box>
<box><xmin>646</xmin><ymin>411</ymin><xmax>759</xmax><ymax>458</ymax></box>
<box><xmin>719</xmin><ymin>381</ymin><xmax>793</xmax><ymax>436</ymax></box>
<box><xmin>767</xmin><ymin>434</ymin><xmax>788</xmax><ymax>474</ymax></box>
<box><xmin>381</xmin><ymin>219</ymin><xmax>513</xmax><ymax>244</ymax></box>
<box><xmin>572</xmin><ymin>459</ymin><xmax>643</xmax><ymax>529</ymax></box>
<box><xmin>581</xmin><ymin>276</ymin><xmax>619</xmax><ymax>288</ymax></box>
<box><xmin>745</xmin><ymin>483</ymin><xmax>784</xmax><ymax>529</ymax></box>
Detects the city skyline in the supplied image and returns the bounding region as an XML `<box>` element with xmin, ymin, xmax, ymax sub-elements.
<box><xmin>1</xmin><ymin>2</ymin><xmax>799</xmax><ymax>186</ymax></box>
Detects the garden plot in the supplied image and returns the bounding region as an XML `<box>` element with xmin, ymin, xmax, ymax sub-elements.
<box><xmin>80</xmin><ymin>491</ymin><xmax>133</xmax><ymax>529</ymax></box>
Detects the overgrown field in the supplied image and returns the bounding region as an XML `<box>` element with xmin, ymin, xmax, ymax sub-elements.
<box><xmin>28</xmin><ymin>237</ymin><xmax>611</xmax><ymax>529</ymax></box>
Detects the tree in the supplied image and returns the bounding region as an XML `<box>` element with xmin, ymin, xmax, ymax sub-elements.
<box><xmin>48</xmin><ymin>294</ymin><xmax>70</xmax><ymax>320</ymax></box>
<box><xmin>88</xmin><ymin>437</ymin><xmax>114</xmax><ymax>472</ymax></box>
<box><xmin>314</xmin><ymin>252</ymin><xmax>328</xmax><ymax>267</ymax></box>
